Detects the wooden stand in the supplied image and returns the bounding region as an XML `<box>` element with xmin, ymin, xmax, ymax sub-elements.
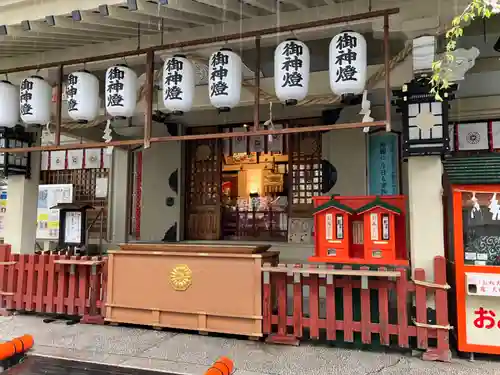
<box><xmin>105</xmin><ymin>243</ymin><xmax>279</xmax><ymax>337</ymax></box>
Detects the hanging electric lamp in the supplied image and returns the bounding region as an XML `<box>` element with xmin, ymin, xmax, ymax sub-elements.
<box><xmin>274</xmin><ymin>38</ymin><xmax>310</xmax><ymax>105</ymax></box>
<box><xmin>163</xmin><ymin>55</ymin><xmax>195</xmax><ymax>115</ymax></box>
<box><xmin>105</xmin><ymin>65</ymin><xmax>137</xmax><ymax>118</ymax></box>
<box><xmin>208</xmin><ymin>48</ymin><xmax>242</xmax><ymax>111</ymax></box>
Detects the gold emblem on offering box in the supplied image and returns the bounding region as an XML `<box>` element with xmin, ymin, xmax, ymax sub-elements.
<box><xmin>170</xmin><ymin>264</ymin><xmax>192</xmax><ymax>291</ymax></box>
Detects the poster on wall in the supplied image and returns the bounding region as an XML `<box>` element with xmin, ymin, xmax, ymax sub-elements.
<box><xmin>0</xmin><ymin>190</ymin><xmax>6</xmax><ymax>238</ymax></box>
<box><xmin>37</xmin><ymin>184</ymin><xmax>73</xmax><ymax>240</ymax></box>
<box><xmin>368</xmin><ymin>132</ymin><xmax>399</xmax><ymax>196</ymax></box>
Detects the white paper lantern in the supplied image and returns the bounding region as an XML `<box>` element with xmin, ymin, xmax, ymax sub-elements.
<box><xmin>163</xmin><ymin>55</ymin><xmax>195</xmax><ymax>115</ymax></box>
<box><xmin>208</xmin><ymin>48</ymin><xmax>242</xmax><ymax>111</ymax></box>
<box><xmin>274</xmin><ymin>39</ymin><xmax>310</xmax><ymax>105</ymax></box>
<box><xmin>20</xmin><ymin>76</ymin><xmax>51</xmax><ymax>125</ymax></box>
<box><xmin>66</xmin><ymin>71</ymin><xmax>100</xmax><ymax>123</ymax></box>
<box><xmin>105</xmin><ymin>65</ymin><xmax>137</xmax><ymax>118</ymax></box>
<box><xmin>0</xmin><ymin>80</ymin><xmax>19</xmax><ymax>127</ymax></box>
<box><xmin>329</xmin><ymin>31</ymin><xmax>367</xmax><ymax>96</ymax></box>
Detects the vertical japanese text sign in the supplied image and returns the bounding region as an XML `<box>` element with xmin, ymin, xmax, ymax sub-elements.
<box><xmin>368</xmin><ymin>132</ymin><xmax>399</xmax><ymax>196</ymax></box>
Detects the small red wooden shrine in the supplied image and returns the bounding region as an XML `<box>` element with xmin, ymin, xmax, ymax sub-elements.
<box><xmin>310</xmin><ymin>195</ymin><xmax>409</xmax><ymax>266</ymax></box>
<box><xmin>357</xmin><ymin>198</ymin><xmax>401</xmax><ymax>264</ymax></box>
<box><xmin>312</xmin><ymin>199</ymin><xmax>355</xmax><ymax>262</ymax></box>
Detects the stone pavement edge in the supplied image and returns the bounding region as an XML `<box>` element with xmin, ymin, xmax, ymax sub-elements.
<box><xmin>0</xmin><ymin>315</ymin><xmax>499</xmax><ymax>375</ymax></box>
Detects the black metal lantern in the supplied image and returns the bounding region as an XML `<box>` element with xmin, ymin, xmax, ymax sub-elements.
<box><xmin>0</xmin><ymin>125</ymin><xmax>33</xmax><ymax>178</ymax></box>
<box><xmin>392</xmin><ymin>77</ymin><xmax>456</xmax><ymax>158</ymax></box>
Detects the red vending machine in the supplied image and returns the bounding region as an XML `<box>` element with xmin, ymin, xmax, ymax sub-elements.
<box><xmin>451</xmin><ymin>184</ymin><xmax>500</xmax><ymax>356</ymax></box>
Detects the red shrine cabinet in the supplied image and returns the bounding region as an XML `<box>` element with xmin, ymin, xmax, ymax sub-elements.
<box><xmin>357</xmin><ymin>199</ymin><xmax>400</xmax><ymax>263</ymax></box>
<box><xmin>312</xmin><ymin>199</ymin><xmax>355</xmax><ymax>262</ymax></box>
<box><xmin>310</xmin><ymin>195</ymin><xmax>408</xmax><ymax>266</ymax></box>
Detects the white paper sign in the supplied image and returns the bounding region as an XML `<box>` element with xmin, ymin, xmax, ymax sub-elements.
<box><xmin>325</xmin><ymin>213</ymin><xmax>333</xmax><ymax>240</ymax></box>
<box><xmin>50</xmin><ymin>151</ymin><xmax>66</xmax><ymax>170</ymax></box>
<box><xmin>64</xmin><ymin>211</ymin><xmax>82</xmax><ymax>244</ymax></box>
<box><xmin>466</xmin><ymin>273</ymin><xmax>500</xmax><ymax>296</ymax></box>
<box><xmin>457</xmin><ymin>122</ymin><xmax>489</xmax><ymax>151</ymax></box>
<box><xmin>85</xmin><ymin>149</ymin><xmax>102</xmax><ymax>169</ymax></box>
<box><xmin>370</xmin><ymin>213</ymin><xmax>379</xmax><ymax>241</ymax></box>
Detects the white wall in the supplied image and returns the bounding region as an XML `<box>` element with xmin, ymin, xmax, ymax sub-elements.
<box><xmin>140</xmin><ymin>124</ymin><xmax>182</xmax><ymax>242</ymax></box>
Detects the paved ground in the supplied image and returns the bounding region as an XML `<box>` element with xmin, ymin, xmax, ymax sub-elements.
<box><xmin>0</xmin><ymin>315</ymin><xmax>499</xmax><ymax>375</ymax></box>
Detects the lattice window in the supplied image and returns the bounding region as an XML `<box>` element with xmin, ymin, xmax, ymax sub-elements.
<box><xmin>289</xmin><ymin>127</ymin><xmax>322</xmax><ymax>216</ymax></box>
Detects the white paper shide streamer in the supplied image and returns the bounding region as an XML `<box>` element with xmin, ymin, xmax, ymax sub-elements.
<box><xmin>163</xmin><ymin>55</ymin><xmax>195</xmax><ymax>115</ymax></box>
<box><xmin>208</xmin><ymin>48</ymin><xmax>242</xmax><ymax>111</ymax></box>
<box><xmin>66</xmin><ymin>71</ymin><xmax>100</xmax><ymax>123</ymax></box>
<box><xmin>105</xmin><ymin>65</ymin><xmax>137</xmax><ymax>118</ymax></box>
<box><xmin>274</xmin><ymin>39</ymin><xmax>310</xmax><ymax>105</ymax></box>
<box><xmin>103</xmin><ymin>119</ymin><xmax>113</xmax><ymax>155</ymax></box>
<box><xmin>20</xmin><ymin>76</ymin><xmax>52</xmax><ymax>125</ymax></box>
<box><xmin>0</xmin><ymin>80</ymin><xmax>19</xmax><ymax>127</ymax></box>
<box><xmin>329</xmin><ymin>31</ymin><xmax>367</xmax><ymax>96</ymax></box>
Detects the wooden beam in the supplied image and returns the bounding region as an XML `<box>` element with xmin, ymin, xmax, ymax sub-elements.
<box><xmin>55</xmin><ymin>65</ymin><xmax>63</xmax><ymax>146</ymax></box>
<box><xmin>129</xmin><ymin>0</ymin><xmax>217</xmax><ymax>26</ymax></box>
<box><xmin>143</xmin><ymin>50</ymin><xmax>154</xmax><ymax>149</ymax></box>
<box><xmin>194</xmin><ymin>0</ymin><xmax>261</xmax><ymax>18</ymax></box>
<box><xmin>99</xmin><ymin>4</ymin><xmax>189</xmax><ymax>30</ymax></box>
<box><xmin>0</xmin><ymin>121</ymin><xmax>387</xmax><ymax>153</ymax></box>
<box><xmin>46</xmin><ymin>15</ymin><xmax>140</xmax><ymax>37</ymax></box>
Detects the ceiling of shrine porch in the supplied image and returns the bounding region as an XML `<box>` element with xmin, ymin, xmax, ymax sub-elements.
<box><xmin>0</xmin><ymin>0</ymin><xmax>360</xmax><ymax>59</ymax></box>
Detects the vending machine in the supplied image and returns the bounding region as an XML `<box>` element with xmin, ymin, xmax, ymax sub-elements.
<box><xmin>451</xmin><ymin>184</ymin><xmax>500</xmax><ymax>356</ymax></box>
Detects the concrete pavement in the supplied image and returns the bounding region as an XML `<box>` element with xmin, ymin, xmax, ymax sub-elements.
<box><xmin>0</xmin><ymin>315</ymin><xmax>499</xmax><ymax>375</ymax></box>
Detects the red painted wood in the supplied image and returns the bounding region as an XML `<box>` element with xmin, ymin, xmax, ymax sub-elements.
<box><xmin>309</xmin><ymin>265</ymin><xmax>320</xmax><ymax>340</ymax></box>
<box><xmin>25</xmin><ymin>254</ymin><xmax>36</xmax><ymax>311</ymax></box>
<box><xmin>35</xmin><ymin>255</ymin><xmax>48</xmax><ymax>312</ymax></box>
<box><xmin>360</xmin><ymin>266</ymin><xmax>371</xmax><ymax>344</ymax></box>
<box><xmin>0</xmin><ymin>250</ymin><xmax>107</xmax><ymax>320</ymax></box>
<box><xmin>66</xmin><ymin>256</ymin><xmax>78</xmax><ymax>316</ymax></box>
<box><xmin>276</xmin><ymin>271</ymin><xmax>287</xmax><ymax>337</ymax></box>
<box><xmin>0</xmin><ymin>245</ymin><xmax>9</xmax><ymax>308</ymax></box>
<box><xmin>6</xmin><ymin>254</ymin><xmax>17</xmax><ymax>310</ymax></box>
<box><xmin>414</xmin><ymin>268</ymin><xmax>428</xmax><ymax>349</ymax></box>
<box><xmin>325</xmin><ymin>265</ymin><xmax>336</xmax><ymax>341</ymax></box>
<box><xmin>433</xmin><ymin>256</ymin><xmax>451</xmax><ymax>359</ymax></box>
<box><xmin>396</xmin><ymin>268</ymin><xmax>409</xmax><ymax>348</ymax></box>
<box><xmin>262</xmin><ymin>272</ymin><xmax>272</xmax><ymax>334</ymax></box>
<box><xmin>342</xmin><ymin>265</ymin><xmax>354</xmax><ymax>342</ymax></box>
<box><xmin>99</xmin><ymin>257</ymin><xmax>108</xmax><ymax>313</ymax></box>
<box><xmin>55</xmin><ymin>256</ymin><xmax>69</xmax><ymax>314</ymax></box>
<box><xmin>377</xmin><ymin>267</ymin><xmax>390</xmax><ymax>346</ymax></box>
<box><xmin>78</xmin><ymin>259</ymin><xmax>89</xmax><ymax>316</ymax></box>
<box><xmin>293</xmin><ymin>264</ymin><xmax>303</xmax><ymax>338</ymax></box>
<box><xmin>15</xmin><ymin>255</ymin><xmax>27</xmax><ymax>310</ymax></box>
<box><xmin>45</xmin><ymin>255</ymin><xmax>57</xmax><ymax>313</ymax></box>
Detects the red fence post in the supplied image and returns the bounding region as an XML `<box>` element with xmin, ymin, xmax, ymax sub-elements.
<box><xmin>81</xmin><ymin>257</ymin><xmax>105</xmax><ymax>325</ymax></box>
<box><xmin>0</xmin><ymin>245</ymin><xmax>13</xmax><ymax>316</ymax></box>
<box><xmin>265</xmin><ymin>264</ymin><xmax>299</xmax><ymax>346</ymax></box>
<box><xmin>422</xmin><ymin>256</ymin><xmax>452</xmax><ymax>362</ymax></box>
<box><xmin>414</xmin><ymin>268</ymin><xmax>428</xmax><ymax>350</ymax></box>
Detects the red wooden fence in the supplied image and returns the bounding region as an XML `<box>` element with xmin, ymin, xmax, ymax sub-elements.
<box><xmin>262</xmin><ymin>256</ymin><xmax>452</xmax><ymax>362</ymax></box>
<box><xmin>0</xmin><ymin>244</ymin><xmax>107</xmax><ymax>323</ymax></box>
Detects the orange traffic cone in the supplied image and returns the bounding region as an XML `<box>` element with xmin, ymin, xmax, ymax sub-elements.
<box><xmin>205</xmin><ymin>356</ymin><xmax>234</xmax><ymax>375</ymax></box>
<box><xmin>0</xmin><ymin>335</ymin><xmax>34</xmax><ymax>361</ymax></box>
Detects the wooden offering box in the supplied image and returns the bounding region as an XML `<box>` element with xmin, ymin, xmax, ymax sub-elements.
<box><xmin>105</xmin><ymin>243</ymin><xmax>278</xmax><ymax>337</ymax></box>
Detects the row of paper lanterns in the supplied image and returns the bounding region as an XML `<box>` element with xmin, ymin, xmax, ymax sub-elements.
<box><xmin>0</xmin><ymin>31</ymin><xmax>367</xmax><ymax>127</ymax></box>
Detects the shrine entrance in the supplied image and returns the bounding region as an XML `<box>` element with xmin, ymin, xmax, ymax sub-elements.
<box><xmin>184</xmin><ymin>120</ymin><xmax>326</xmax><ymax>241</ymax></box>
